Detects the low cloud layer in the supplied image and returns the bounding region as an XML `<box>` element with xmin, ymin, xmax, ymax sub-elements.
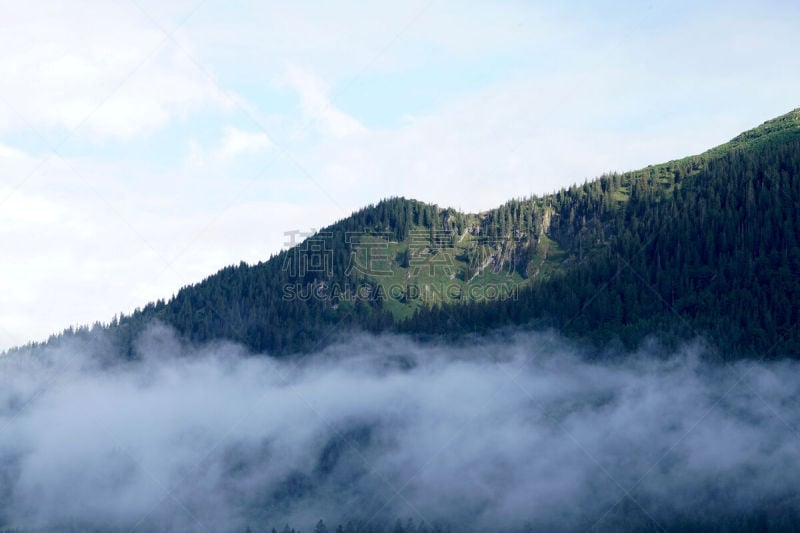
<box><xmin>1</xmin><ymin>327</ymin><xmax>799</xmax><ymax>531</ymax></box>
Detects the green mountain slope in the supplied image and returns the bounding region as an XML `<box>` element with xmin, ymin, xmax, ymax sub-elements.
<box><xmin>13</xmin><ymin>108</ymin><xmax>800</xmax><ymax>359</ymax></box>
<box><xmin>406</xmin><ymin>109</ymin><xmax>800</xmax><ymax>355</ymax></box>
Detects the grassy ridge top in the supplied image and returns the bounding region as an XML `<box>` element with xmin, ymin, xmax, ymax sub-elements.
<box><xmin>721</xmin><ymin>107</ymin><xmax>800</xmax><ymax>153</ymax></box>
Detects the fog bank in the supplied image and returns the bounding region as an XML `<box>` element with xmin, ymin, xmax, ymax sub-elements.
<box><xmin>1</xmin><ymin>326</ymin><xmax>799</xmax><ymax>531</ymax></box>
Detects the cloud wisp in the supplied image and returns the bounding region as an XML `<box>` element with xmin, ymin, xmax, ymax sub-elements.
<box><xmin>0</xmin><ymin>327</ymin><xmax>799</xmax><ymax>531</ymax></box>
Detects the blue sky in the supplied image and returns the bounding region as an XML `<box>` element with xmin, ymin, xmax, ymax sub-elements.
<box><xmin>0</xmin><ymin>0</ymin><xmax>798</xmax><ymax>349</ymax></box>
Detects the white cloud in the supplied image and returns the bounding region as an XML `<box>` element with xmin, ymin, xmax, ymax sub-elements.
<box><xmin>284</xmin><ymin>2</ymin><xmax>800</xmax><ymax>212</ymax></box>
<box><xmin>0</xmin><ymin>141</ymin><xmax>29</xmax><ymax>161</ymax></box>
<box><xmin>0</xmin><ymin>1</ymin><xmax>230</xmax><ymax>140</ymax></box>
<box><xmin>302</xmin><ymin>74</ymin><xmax>735</xmax><ymax>212</ymax></box>
<box><xmin>278</xmin><ymin>64</ymin><xmax>366</xmax><ymax>139</ymax></box>
<box><xmin>0</xmin><ymin>144</ymin><xmax>342</xmax><ymax>352</ymax></box>
<box><xmin>214</xmin><ymin>126</ymin><xmax>271</xmax><ymax>159</ymax></box>
<box><xmin>188</xmin><ymin>1</ymin><xmax>558</xmax><ymax>84</ymax></box>
<box><xmin>187</xmin><ymin>126</ymin><xmax>272</xmax><ymax>167</ymax></box>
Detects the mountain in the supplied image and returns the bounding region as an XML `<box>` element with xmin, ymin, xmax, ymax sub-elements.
<box><xmin>12</xmin><ymin>108</ymin><xmax>800</xmax><ymax>359</ymax></box>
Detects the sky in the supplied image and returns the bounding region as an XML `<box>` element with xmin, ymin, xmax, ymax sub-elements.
<box><xmin>1</xmin><ymin>0</ymin><xmax>799</xmax><ymax>350</ymax></box>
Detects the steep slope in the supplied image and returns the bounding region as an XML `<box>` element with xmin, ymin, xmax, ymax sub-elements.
<box><xmin>11</xmin><ymin>108</ymin><xmax>800</xmax><ymax>359</ymax></box>
<box><xmin>406</xmin><ymin>108</ymin><xmax>800</xmax><ymax>356</ymax></box>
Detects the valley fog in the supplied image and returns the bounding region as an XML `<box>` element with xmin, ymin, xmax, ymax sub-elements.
<box><xmin>1</xmin><ymin>326</ymin><xmax>798</xmax><ymax>531</ymax></box>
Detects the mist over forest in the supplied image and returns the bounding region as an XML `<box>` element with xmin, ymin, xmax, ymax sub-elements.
<box><xmin>2</xmin><ymin>326</ymin><xmax>799</xmax><ymax>532</ymax></box>
<box><xmin>2</xmin><ymin>1</ymin><xmax>800</xmax><ymax>531</ymax></box>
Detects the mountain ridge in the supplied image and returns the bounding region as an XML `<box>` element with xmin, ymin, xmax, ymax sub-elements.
<box><xmin>8</xmin><ymin>108</ymin><xmax>800</xmax><ymax>359</ymax></box>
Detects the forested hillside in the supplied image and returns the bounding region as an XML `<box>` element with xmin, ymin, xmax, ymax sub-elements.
<box><xmin>407</xmin><ymin>110</ymin><xmax>800</xmax><ymax>357</ymax></box>
<box><xmin>11</xmin><ymin>108</ymin><xmax>800</xmax><ymax>359</ymax></box>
